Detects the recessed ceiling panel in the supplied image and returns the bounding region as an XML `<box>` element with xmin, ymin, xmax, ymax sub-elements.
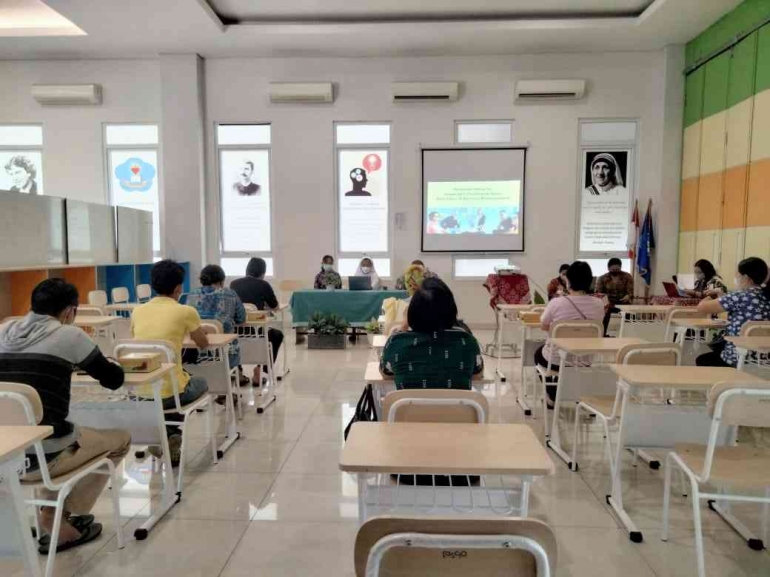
<box><xmin>0</xmin><ymin>0</ymin><xmax>85</xmax><ymax>37</ymax></box>
<box><xmin>208</xmin><ymin>0</ymin><xmax>653</xmax><ymax>23</ymax></box>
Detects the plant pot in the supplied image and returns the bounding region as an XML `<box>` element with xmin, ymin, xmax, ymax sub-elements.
<box><xmin>307</xmin><ymin>334</ymin><xmax>347</xmax><ymax>350</ymax></box>
<box><xmin>366</xmin><ymin>332</ymin><xmax>375</xmax><ymax>347</ymax></box>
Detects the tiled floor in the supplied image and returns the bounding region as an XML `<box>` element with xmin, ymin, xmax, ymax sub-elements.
<box><xmin>2</xmin><ymin>330</ymin><xmax>769</xmax><ymax>576</ymax></box>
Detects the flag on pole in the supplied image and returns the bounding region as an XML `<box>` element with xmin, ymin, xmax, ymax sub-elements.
<box><xmin>628</xmin><ymin>199</ymin><xmax>640</xmax><ymax>265</ymax></box>
<box><xmin>636</xmin><ymin>199</ymin><xmax>655</xmax><ymax>285</ymax></box>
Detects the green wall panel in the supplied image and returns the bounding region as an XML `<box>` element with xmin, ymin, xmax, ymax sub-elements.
<box><xmin>684</xmin><ymin>67</ymin><xmax>705</xmax><ymax>128</ymax></box>
<box><xmin>702</xmin><ymin>51</ymin><xmax>731</xmax><ymax>119</ymax></box>
<box><xmin>727</xmin><ymin>31</ymin><xmax>758</xmax><ymax>108</ymax></box>
<box><xmin>756</xmin><ymin>23</ymin><xmax>770</xmax><ymax>93</ymax></box>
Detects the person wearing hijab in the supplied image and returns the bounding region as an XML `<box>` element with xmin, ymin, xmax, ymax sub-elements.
<box><xmin>583</xmin><ymin>153</ymin><xmax>627</xmax><ymax>196</ymax></box>
<box><xmin>395</xmin><ymin>260</ymin><xmax>436</xmax><ymax>291</ymax></box>
<box><xmin>354</xmin><ymin>257</ymin><xmax>381</xmax><ymax>290</ymax></box>
<box><xmin>314</xmin><ymin>255</ymin><xmax>343</xmax><ymax>290</ymax></box>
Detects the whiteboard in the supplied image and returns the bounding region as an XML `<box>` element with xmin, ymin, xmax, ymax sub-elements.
<box><xmin>116</xmin><ymin>206</ymin><xmax>153</xmax><ymax>263</ymax></box>
<box><xmin>0</xmin><ymin>191</ymin><xmax>66</xmax><ymax>268</ymax></box>
<box><xmin>66</xmin><ymin>200</ymin><xmax>117</xmax><ymax>264</ymax></box>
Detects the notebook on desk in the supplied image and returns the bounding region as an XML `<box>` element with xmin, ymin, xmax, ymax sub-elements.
<box><xmin>349</xmin><ymin>276</ymin><xmax>372</xmax><ymax>291</ymax></box>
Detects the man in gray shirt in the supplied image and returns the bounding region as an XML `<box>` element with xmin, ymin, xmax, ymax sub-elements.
<box><xmin>0</xmin><ymin>279</ymin><xmax>129</xmax><ymax>554</ymax></box>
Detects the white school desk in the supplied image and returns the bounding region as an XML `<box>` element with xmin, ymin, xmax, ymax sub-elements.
<box><xmin>545</xmin><ymin>337</ymin><xmax>647</xmax><ymax>468</ymax></box>
<box><xmin>617</xmin><ymin>305</ymin><xmax>674</xmax><ymax>341</ymax></box>
<box><xmin>104</xmin><ymin>303</ymin><xmax>139</xmax><ymax>315</ymax></box>
<box><xmin>606</xmin><ymin>364</ymin><xmax>767</xmax><ymax>543</ymax></box>
<box><xmin>670</xmin><ymin>318</ymin><xmax>727</xmax><ymax>345</ymax></box>
<box><xmin>0</xmin><ymin>426</ymin><xmax>52</xmax><ymax>577</ymax></box>
<box><xmin>182</xmin><ymin>334</ymin><xmax>242</xmax><ymax>454</ymax></box>
<box><xmin>516</xmin><ymin>318</ymin><xmax>546</xmax><ymax>416</ymax></box>
<box><xmin>71</xmin><ymin>364</ymin><xmax>177</xmax><ymax>540</ymax></box>
<box><xmin>340</xmin><ymin>422</ymin><xmax>554</xmax><ymax>524</ymax></box>
<box><xmin>725</xmin><ymin>336</ymin><xmax>770</xmax><ymax>372</ymax></box>
<box><xmin>74</xmin><ymin>315</ymin><xmax>119</xmax><ymax>355</ymax></box>
<box><xmin>494</xmin><ymin>304</ymin><xmax>534</xmax><ymax>376</ymax></box>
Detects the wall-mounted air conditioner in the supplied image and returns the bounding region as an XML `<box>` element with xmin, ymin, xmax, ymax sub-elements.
<box><xmin>392</xmin><ymin>82</ymin><xmax>459</xmax><ymax>103</ymax></box>
<box><xmin>32</xmin><ymin>84</ymin><xmax>102</xmax><ymax>105</ymax></box>
<box><xmin>514</xmin><ymin>79</ymin><xmax>586</xmax><ymax>102</ymax></box>
<box><xmin>269</xmin><ymin>82</ymin><xmax>334</xmax><ymax>103</ymax></box>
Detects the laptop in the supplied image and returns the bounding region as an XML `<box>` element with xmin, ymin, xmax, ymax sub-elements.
<box><xmin>662</xmin><ymin>281</ymin><xmax>686</xmax><ymax>298</ymax></box>
<box><xmin>349</xmin><ymin>276</ymin><xmax>373</xmax><ymax>291</ymax></box>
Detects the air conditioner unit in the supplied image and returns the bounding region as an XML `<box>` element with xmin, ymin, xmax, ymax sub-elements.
<box><xmin>392</xmin><ymin>82</ymin><xmax>459</xmax><ymax>103</ymax></box>
<box><xmin>31</xmin><ymin>84</ymin><xmax>102</xmax><ymax>105</ymax></box>
<box><xmin>514</xmin><ymin>79</ymin><xmax>586</xmax><ymax>102</ymax></box>
<box><xmin>269</xmin><ymin>82</ymin><xmax>334</xmax><ymax>103</ymax></box>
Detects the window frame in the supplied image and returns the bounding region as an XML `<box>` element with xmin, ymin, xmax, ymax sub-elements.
<box><xmin>334</xmin><ymin>121</ymin><xmax>393</xmax><ymax>278</ymax></box>
<box><xmin>214</xmin><ymin>122</ymin><xmax>275</xmax><ymax>278</ymax></box>
<box><xmin>451</xmin><ymin>254</ymin><xmax>515</xmax><ymax>281</ymax></box>
<box><xmin>103</xmin><ymin>122</ymin><xmax>162</xmax><ymax>258</ymax></box>
<box><xmin>575</xmin><ymin>118</ymin><xmax>639</xmax><ymax>262</ymax></box>
<box><xmin>0</xmin><ymin>123</ymin><xmax>45</xmax><ymax>194</ymax></box>
<box><xmin>454</xmin><ymin>119</ymin><xmax>515</xmax><ymax>145</ymax></box>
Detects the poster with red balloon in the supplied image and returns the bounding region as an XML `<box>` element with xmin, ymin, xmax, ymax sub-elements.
<box><xmin>338</xmin><ymin>149</ymin><xmax>388</xmax><ymax>252</ymax></box>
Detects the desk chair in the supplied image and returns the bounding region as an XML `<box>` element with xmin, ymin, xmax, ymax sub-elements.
<box><xmin>663</xmin><ymin>307</ymin><xmax>707</xmax><ymax>342</ymax></box>
<box><xmin>77</xmin><ymin>306</ymin><xmax>104</xmax><ymax>316</ymax></box>
<box><xmin>87</xmin><ymin>290</ymin><xmax>108</xmax><ymax>308</ymax></box>
<box><xmin>0</xmin><ymin>381</ymin><xmax>125</xmax><ymax>577</ymax></box>
<box><xmin>136</xmin><ymin>284</ymin><xmax>152</xmax><ymax>303</ymax></box>
<box><xmin>383</xmin><ymin>389</ymin><xmax>489</xmax><ymax>424</ymax></box>
<box><xmin>662</xmin><ymin>381</ymin><xmax>770</xmax><ymax>577</ymax></box>
<box><xmin>571</xmin><ymin>343</ymin><xmax>681</xmax><ymax>473</ymax></box>
<box><xmin>354</xmin><ymin>516</ymin><xmax>557</xmax><ymax>577</ymax></box>
<box><xmin>234</xmin><ymin>322</ymin><xmax>277</xmax><ymax>414</ymax></box>
<box><xmin>195</xmin><ymin>321</ymin><xmax>243</xmax><ymax>417</ymax></box>
<box><xmin>741</xmin><ymin>321</ymin><xmax>770</xmax><ymax>337</ymax></box>
<box><xmin>535</xmin><ymin>319</ymin><xmax>603</xmax><ymax>383</ymax></box>
<box><xmin>111</xmin><ymin>287</ymin><xmax>129</xmax><ymax>305</ymax></box>
<box><xmin>114</xmin><ymin>340</ymin><xmax>217</xmax><ymax>496</ymax></box>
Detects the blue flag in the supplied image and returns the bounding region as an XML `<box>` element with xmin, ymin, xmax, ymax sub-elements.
<box><xmin>636</xmin><ymin>200</ymin><xmax>655</xmax><ymax>285</ymax></box>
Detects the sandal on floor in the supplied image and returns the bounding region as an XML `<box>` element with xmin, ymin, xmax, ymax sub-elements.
<box><xmin>37</xmin><ymin>515</ymin><xmax>95</xmax><ymax>547</ymax></box>
<box><xmin>38</xmin><ymin>522</ymin><xmax>103</xmax><ymax>555</ymax></box>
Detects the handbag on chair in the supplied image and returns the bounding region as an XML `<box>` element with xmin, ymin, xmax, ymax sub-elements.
<box><xmin>344</xmin><ymin>384</ymin><xmax>378</xmax><ymax>441</ymax></box>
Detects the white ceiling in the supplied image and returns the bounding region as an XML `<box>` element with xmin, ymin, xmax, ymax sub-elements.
<box><xmin>0</xmin><ymin>0</ymin><xmax>83</xmax><ymax>37</ymax></box>
<box><xmin>0</xmin><ymin>0</ymin><xmax>742</xmax><ymax>59</ymax></box>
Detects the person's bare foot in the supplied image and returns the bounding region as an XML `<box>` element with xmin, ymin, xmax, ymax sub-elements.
<box><xmin>39</xmin><ymin>508</ymin><xmax>81</xmax><ymax>544</ymax></box>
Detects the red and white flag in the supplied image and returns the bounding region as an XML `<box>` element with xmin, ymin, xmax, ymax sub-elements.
<box><xmin>628</xmin><ymin>199</ymin><xmax>640</xmax><ymax>265</ymax></box>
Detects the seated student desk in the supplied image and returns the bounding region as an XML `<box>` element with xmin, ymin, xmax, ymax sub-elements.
<box><xmin>71</xmin><ymin>364</ymin><xmax>178</xmax><ymax>540</ymax></box>
<box><xmin>494</xmin><ymin>304</ymin><xmax>534</xmax><ymax>377</ymax></box>
<box><xmin>104</xmin><ymin>302</ymin><xmax>139</xmax><ymax>316</ymax></box>
<box><xmin>340</xmin><ymin>422</ymin><xmax>554</xmax><ymax>524</ymax></box>
<box><xmin>606</xmin><ymin>364</ymin><xmax>768</xmax><ymax>543</ymax></box>
<box><xmin>0</xmin><ymin>425</ymin><xmax>53</xmax><ymax>577</ymax></box>
<box><xmin>725</xmin><ymin>336</ymin><xmax>770</xmax><ymax>372</ymax></box>
<box><xmin>365</xmin><ymin>361</ymin><xmax>498</xmax><ymax>421</ymax></box>
<box><xmin>545</xmin><ymin>337</ymin><xmax>648</xmax><ymax>469</ymax></box>
<box><xmin>670</xmin><ymin>317</ymin><xmax>728</xmax><ymax>364</ymax></box>
<box><xmin>617</xmin><ymin>305</ymin><xmax>674</xmax><ymax>341</ymax></box>
<box><xmin>73</xmin><ymin>315</ymin><xmax>119</xmax><ymax>355</ymax></box>
<box><xmin>235</xmin><ymin>317</ymin><xmax>282</xmax><ymax>413</ymax></box>
<box><xmin>516</xmin><ymin>316</ymin><xmax>546</xmax><ymax>417</ymax></box>
<box><xmin>182</xmin><ymin>333</ymin><xmax>241</xmax><ymax>456</ymax></box>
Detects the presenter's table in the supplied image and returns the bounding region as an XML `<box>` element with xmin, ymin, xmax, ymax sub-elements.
<box><xmin>289</xmin><ymin>289</ymin><xmax>407</xmax><ymax>329</ymax></box>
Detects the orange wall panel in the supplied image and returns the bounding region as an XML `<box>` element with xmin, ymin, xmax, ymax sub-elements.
<box><xmin>695</xmin><ymin>171</ymin><xmax>724</xmax><ymax>231</ymax></box>
<box><xmin>680</xmin><ymin>177</ymin><xmax>699</xmax><ymax>232</ymax></box>
<box><xmin>10</xmin><ymin>270</ymin><xmax>48</xmax><ymax>316</ymax></box>
<box><xmin>723</xmin><ymin>164</ymin><xmax>749</xmax><ymax>229</ymax></box>
<box><xmin>59</xmin><ymin>268</ymin><xmax>97</xmax><ymax>304</ymax></box>
<box><xmin>747</xmin><ymin>157</ymin><xmax>770</xmax><ymax>227</ymax></box>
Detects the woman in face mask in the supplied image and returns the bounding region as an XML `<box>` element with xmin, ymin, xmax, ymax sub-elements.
<box><xmin>684</xmin><ymin>259</ymin><xmax>728</xmax><ymax>299</ymax></box>
<box><xmin>547</xmin><ymin>264</ymin><xmax>570</xmax><ymax>300</ymax></box>
<box><xmin>695</xmin><ymin>257</ymin><xmax>770</xmax><ymax>368</ymax></box>
<box><xmin>314</xmin><ymin>255</ymin><xmax>343</xmax><ymax>290</ymax></box>
<box><xmin>354</xmin><ymin>257</ymin><xmax>381</xmax><ymax>290</ymax></box>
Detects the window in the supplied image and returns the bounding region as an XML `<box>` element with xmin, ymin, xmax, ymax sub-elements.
<box><xmin>105</xmin><ymin>124</ymin><xmax>161</xmax><ymax>255</ymax></box>
<box><xmin>0</xmin><ymin>125</ymin><xmax>44</xmax><ymax>194</ymax></box>
<box><xmin>216</xmin><ymin>123</ymin><xmax>273</xmax><ymax>276</ymax></box>
<box><xmin>455</xmin><ymin>121</ymin><xmax>513</xmax><ymax>144</ymax></box>
<box><xmin>453</xmin><ymin>256</ymin><xmax>511</xmax><ymax>279</ymax></box>
<box><xmin>335</xmin><ymin>122</ymin><xmax>391</xmax><ymax>276</ymax></box>
<box><xmin>577</xmin><ymin>119</ymin><xmax>637</xmax><ymax>258</ymax></box>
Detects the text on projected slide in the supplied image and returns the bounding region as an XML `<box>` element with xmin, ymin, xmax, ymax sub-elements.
<box><xmin>425</xmin><ymin>180</ymin><xmax>521</xmax><ymax>236</ymax></box>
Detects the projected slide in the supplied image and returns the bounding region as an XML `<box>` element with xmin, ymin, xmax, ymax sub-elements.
<box><xmin>425</xmin><ymin>180</ymin><xmax>520</xmax><ymax>236</ymax></box>
<box><xmin>422</xmin><ymin>148</ymin><xmax>527</xmax><ymax>252</ymax></box>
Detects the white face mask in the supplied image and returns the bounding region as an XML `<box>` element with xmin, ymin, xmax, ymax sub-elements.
<box><xmin>734</xmin><ymin>275</ymin><xmax>744</xmax><ymax>289</ymax></box>
<box><xmin>695</xmin><ymin>272</ymin><xmax>705</xmax><ymax>281</ymax></box>
<box><xmin>322</xmin><ymin>264</ymin><xmax>333</xmax><ymax>272</ymax></box>
<box><xmin>361</xmin><ymin>267</ymin><xmax>371</xmax><ymax>274</ymax></box>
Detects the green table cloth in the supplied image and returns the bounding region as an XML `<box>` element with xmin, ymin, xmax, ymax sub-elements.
<box><xmin>289</xmin><ymin>289</ymin><xmax>408</xmax><ymax>327</ymax></box>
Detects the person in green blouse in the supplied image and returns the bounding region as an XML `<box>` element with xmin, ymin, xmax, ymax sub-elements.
<box><xmin>380</xmin><ymin>277</ymin><xmax>483</xmax><ymax>389</ymax></box>
<box><xmin>313</xmin><ymin>255</ymin><xmax>343</xmax><ymax>290</ymax></box>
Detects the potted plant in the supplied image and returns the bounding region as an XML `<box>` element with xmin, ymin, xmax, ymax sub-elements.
<box><xmin>363</xmin><ymin>317</ymin><xmax>382</xmax><ymax>347</ymax></box>
<box><xmin>307</xmin><ymin>311</ymin><xmax>350</xmax><ymax>349</ymax></box>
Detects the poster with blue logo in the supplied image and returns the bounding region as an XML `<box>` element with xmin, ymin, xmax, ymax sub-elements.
<box><xmin>110</xmin><ymin>150</ymin><xmax>160</xmax><ymax>251</ymax></box>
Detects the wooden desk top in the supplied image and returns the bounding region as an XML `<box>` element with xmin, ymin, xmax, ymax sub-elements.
<box><xmin>0</xmin><ymin>426</ymin><xmax>52</xmax><ymax>463</ymax></box>
<box><xmin>104</xmin><ymin>303</ymin><xmax>139</xmax><ymax>312</ymax></box>
<box><xmin>372</xmin><ymin>334</ymin><xmax>388</xmax><ymax>349</ymax></box>
<box><xmin>725</xmin><ymin>336</ymin><xmax>770</xmax><ymax>352</ymax></box>
<box><xmin>340</xmin><ymin>422</ymin><xmax>554</xmax><ymax>476</ymax></box>
<box><xmin>182</xmin><ymin>333</ymin><xmax>238</xmax><ymax>348</ymax></box>
<box><xmin>610</xmin><ymin>364</ymin><xmax>767</xmax><ymax>390</ymax></box>
<box><xmin>671</xmin><ymin>318</ymin><xmax>727</xmax><ymax>329</ymax></box>
<box><xmin>617</xmin><ymin>305</ymin><xmax>674</xmax><ymax>313</ymax></box>
<box><xmin>496</xmin><ymin>304</ymin><xmax>533</xmax><ymax>311</ymax></box>
<box><xmin>72</xmin><ymin>363</ymin><xmax>176</xmax><ymax>386</ymax></box>
<box><xmin>74</xmin><ymin>316</ymin><xmax>118</xmax><ymax>327</ymax></box>
<box><xmin>550</xmin><ymin>337</ymin><xmax>647</xmax><ymax>355</ymax></box>
<box><xmin>364</xmin><ymin>361</ymin><xmax>495</xmax><ymax>384</ymax></box>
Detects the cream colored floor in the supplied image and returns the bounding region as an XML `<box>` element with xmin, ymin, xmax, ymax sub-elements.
<box><xmin>3</xmin><ymin>330</ymin><xmax>769</xmax><ymax>576</ymax></box>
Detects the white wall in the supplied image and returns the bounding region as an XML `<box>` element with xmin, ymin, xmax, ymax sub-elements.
<box><xmin>205</xmin><ymin>52</ymin><xmax>683</xmax><ymax>324</ymax></box>
<box><xmin>0</xmin><ymin>59</ymin><xmax>160</xmax><ymax>203</ymax></box>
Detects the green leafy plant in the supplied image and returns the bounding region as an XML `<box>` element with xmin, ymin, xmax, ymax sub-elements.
<box><xmin>364</xmin><ymin>317</ymin><xmax>382</xmax><ymax>335</ymax></box>
<box><xmin>308</xmin><ymin>311</ymin><xmax>350</xmax><ymax>335</ymax></box>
